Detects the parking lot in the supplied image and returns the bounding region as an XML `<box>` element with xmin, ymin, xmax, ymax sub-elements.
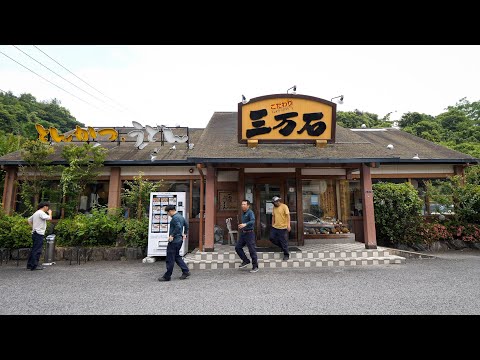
<box><xmin>1</xmin><ymin>250</ymin><xmax>479</xmax><ymax>315</ymax></box>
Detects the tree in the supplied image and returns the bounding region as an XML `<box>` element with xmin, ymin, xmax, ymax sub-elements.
<box><xmin>398</xmin><ymin>112</ymin><xmax>434</xmax><ymax>128</ymax></box>
<box><xmin>447</xmin><ymin>97</ymin><xmax>480</xmax><ymax>126</ymax></box>
<box><xmin>403</xmin><ymin>120</ymin><xmax>443</xmax><ymax>142</ymax></box>
<box><xmin>60</xmin><ymin>143</ymin><xmax>107</xmax><ymax>217</ymax></box>
<box><xmin>121</xmin><ymin>172</ymin><xmax>163</xmax><ymax>219</ymax></box>
<box><xmin>337</xmin><ymin>110</ymin><xmax>390</xmax><ymax>129</ymax></box>
<box><xmin>0</xmin><ymin>90</ymin><xmax>84</xmax><ymax>138</ymax></box>
<box><xmin>17</xmin><ymin>140</ymin><xmax>59</xmax><ymax>215</ymax></box>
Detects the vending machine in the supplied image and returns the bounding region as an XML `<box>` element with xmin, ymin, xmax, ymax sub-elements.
<box><xmin>147</xmin><ymin>192</ymin><xmax>188</xmax><ymax>257</ymax></box>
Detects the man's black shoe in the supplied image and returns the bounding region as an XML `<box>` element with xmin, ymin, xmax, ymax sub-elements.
<box><xmin>283</xmin><ymin>255</ymin><xmax>290</xmax><ymax>261</ymax></box>
<box><xmin>179</xmin><ymin>272</ymin><xmax>191</xmax><ymax>280</ymax></box>
<box><xmin>250</xmin><ymin>267</ymin><xmax>259</xmax><ymax>273</ymax></box>
<box><xmin>158</xmin><ymin>277</ymin><xmax>170</xmax><ymax>281</ymax></box>
<box><xmin>31</xmin><ymin>266</ymin><xmax>45</xmax><ymax>270</ymax></box>
<box><xmin>239</xmin><ymin>261</ymin><xmax>250</xmax><ymax>268</ymax></box>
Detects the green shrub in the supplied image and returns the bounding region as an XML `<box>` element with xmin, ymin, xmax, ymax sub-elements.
<box><xmin>55</xmin><ymin>207</ymin><xmax>124</xmax><ymax>247</ymax></box>
<box><xmin>373</xmin><ymin>182</ymin><xmax>423</xmax><ymax>246</ymax></box>
<box><xmin>123</xmin><ymin>217</ymin><xmax>149</xmax><ymax>248</ymax></box>
<box><xmin>0</xmin><ymin>211</ymin><xmax>32</xmax><ymax>248</ymax></box>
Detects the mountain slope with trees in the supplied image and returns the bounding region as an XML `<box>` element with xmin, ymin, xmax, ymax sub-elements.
<box><xmin>0</xmin><ymin>90</ymin><xmax>84</xmax><ymax>155</ymax></box>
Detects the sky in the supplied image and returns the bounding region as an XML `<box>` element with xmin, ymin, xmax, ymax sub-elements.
<box><xmin>1</xmin><ymin>45</ymin><xmax>479</xmax><ymax>128</ymax></box>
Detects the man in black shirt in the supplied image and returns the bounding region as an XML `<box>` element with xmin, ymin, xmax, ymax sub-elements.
<box><xmin>158</xmin><ymin>205</ymin><xmax>191</xmax><ymax>281</ymax></box>
<box><xmin>235</xmin><ymin>199</ymin><xmax>259</xmax><ymax>273</ymax></box>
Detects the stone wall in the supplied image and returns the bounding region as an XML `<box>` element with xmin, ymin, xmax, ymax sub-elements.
<box><xmin>4</xmin><ymin>246</ymin><xmax>146</xmax><ymax>261</ymax></box>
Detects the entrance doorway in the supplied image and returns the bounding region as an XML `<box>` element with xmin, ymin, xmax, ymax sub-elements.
<box><xmin>245</xmin><ymin>176</ymin><xmax>298</xmax><ymax>247</ymax></box>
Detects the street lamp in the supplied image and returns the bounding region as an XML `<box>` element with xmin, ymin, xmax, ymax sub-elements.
<box><xmin>287</xmin><ymin>85</ymin><xmax>296</xmax><ymax>94</ymax></box>
<box><xmin>330</xmin><ymin>95</ymin><xmax>344</xmax><ymax>104</ymax></box>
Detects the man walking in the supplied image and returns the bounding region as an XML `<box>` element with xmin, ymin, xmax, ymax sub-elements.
<box><xmin>269</xmin><ymin>196</ymin><xmax>291</xmax><ymax>260</ymax></box>
<box><xmin>235</xmin><ymin>199</ymin><xmax>258</xmax><ymax>273</ymax></box>
<box><xmin>27</xmin><ymin>202</ymin><xmax>52</xmax><ymax>271</ymax></box>
<box><xmin>158</xmin><ymin>205</ymin><xmax>191</xmax><ymax>281</ymax></box>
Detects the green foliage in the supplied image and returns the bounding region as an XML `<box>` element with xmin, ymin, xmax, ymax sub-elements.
<box><xmin>60</xmin><ymin>143</ymin><xmax>107</xmax><ymax>217</ymax></box>
<box><xmin>0</xmin><ymin>91</ymin><xmax>84</xmax><ymax>138</ymax></box>
<box><xmin>403</xmin><ymin>120</ymin><xmax>443</xmax><ymax>142</ymax></box>
<box><xmin>0</xmin><ymin>129</ymin><xmax>25</xmax><ymax>156</ymax></box>
<box><xmin>398</xmin><ymin>112</ymin><xmax>435</xmax><ymax>128</ymax></box>
<box><xmin>123</xmin><ymin>217</ymin><xmax>149</xmax><ymax>248</ymax></box>
<box><xmin>0</xmin><ymin>210</ymin><xmax>32</xmax><ymax>248</ymax></box>
<box><xmin>466</xmin><ymin>165</ymin><xmax>480</xmax><ymax>185</ymax></box>
<box><xmin>54</xmin><ymin>207</ymin><xmax>124</xmax><ymax>247</ymax></box>
<box><xmin>337</xmin><ymin>110</ymin><xmax>391</xmax><ymax>129</ymax></box>
<box><xmin>447</xmin><ymin>97</ymin><xmax>480</xmax><ymax>126</ymax></box>
<box><xmin>121</xmin><ymin>172</ymin><xmax>163</xmax><ymax>219</ymax></box>
<box><xmin>373</xmin><ymin>182</ymin><xmax>423</xmax><ymax>246</ymax></box>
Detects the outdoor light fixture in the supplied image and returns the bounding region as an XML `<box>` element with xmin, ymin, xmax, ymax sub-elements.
<box><xmin>331</xmin><ymin>95</ymin><xmax>344</xmax><ymax>104</ymax></box>
<box><xmin>412</xmin><ymin>154</ymin><xmax>420</xmax><ymax>160</ymax></box>
<box><xmin>241</xmin><ymin>95</ymin><xmax>248</xmax><ymax>104</ymax></box>
<box><xmin>287</xmin><ymin>85</ymin><xmax>296</xmax><ymax>94</ymax></box>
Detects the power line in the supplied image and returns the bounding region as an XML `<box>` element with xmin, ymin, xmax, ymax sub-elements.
<box><xmin>12</xmin><ymin>45</ymin><xmax>120</xmax><ymax>112</ymax></box>
<box><xmin>33</xmin><ymin>45</ymin><xmax>129</xmax><ymax>111</ymax></box>
<box><xmin>0</xmin><ymin>49</ymin><xmax>102</xmax><ymax>110</ymax></box>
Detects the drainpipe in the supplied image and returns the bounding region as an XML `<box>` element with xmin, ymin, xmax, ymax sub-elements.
<box><xmin>196</xmin><ymin>163</ymin><xmax>205</xmax><ymax>251</ymax></box>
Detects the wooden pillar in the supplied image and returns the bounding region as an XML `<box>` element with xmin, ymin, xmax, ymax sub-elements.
<box><xmin>204</xmin><ymin>165</ymin><xmax>215</xmax><ymax>251</ymax></box>
<box><xmin>107</xmin><ymin>167</ymin><xmax>122</xmax><ymax>210</ymax></box>
<box><xmin>196</xmin><ymin>164</ymin><xmax>205</xmax><ymax>251</ymax></box>
<box><xmin>2</xmin><ymin>166</ymin><xmax>18</xmax><ymax>215</ymax></box>
<box><xmin>454</xmin><ymin>165</ymin><xmax>465</xmax><ymax>185</ymax></box>
<box><xmin>360</xmin><ymin>163</ymin><xmax>377</xmax><ymax>249</ymax></box>
<box><xmin>295</xmin><ymin>168</ymin><xmax>304</xmax><ymax>246</ymax></box>
<box><xmin>238</xmin><ymin>168</ymin><xmax>245</xmax><ymax>225</ymax></box>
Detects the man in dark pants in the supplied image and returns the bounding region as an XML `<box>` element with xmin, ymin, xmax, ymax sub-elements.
<box><xmin>235</xmin><ymin>199</ymin><xmax>258</xmax><ymax>273</ymax></box>
<box><xmin>158</xmin><ymin>205</ymin><xmax>191</xmax><ymax>281</ymax></box>
<box><xmin>269</xmin><ymin>196</ymin><xmax>291</xmax><ymax>261</ymax></box>
<box><xmin>27</xmin><ymin>202</ymin><xmax>52</xmax><ymax>271</ymax></box>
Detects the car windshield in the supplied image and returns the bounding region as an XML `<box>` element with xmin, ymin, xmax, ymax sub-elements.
<box><xmin>303</xmin><ymin>213</ymin><xmax>322</xmax><ymax>222</ymax></box>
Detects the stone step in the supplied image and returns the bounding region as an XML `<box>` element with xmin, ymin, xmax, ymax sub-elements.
<box><xmin>190</xmin><ymin>249</ymin><xmax>392</xmax><ymax>261</ymax></box>
<box><xmin>185</xmin><ymin>255</ymin><xmax>405</xmax><ymax>270</ymax></box>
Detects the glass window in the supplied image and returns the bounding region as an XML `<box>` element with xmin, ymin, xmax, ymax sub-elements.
<box><xmin>348</xmin><ymin>181</ymin><xmax>362</xmax><ymax>216</ymax></box>
<box><xmin>414</xmin><ymin>178</ymin><xmax>454</xmax><ymax>215</ymax></box>
<box><xmin>80</xmin><ymin>182</ymin><xmax>110</xmax><ymax>212</ymax></box>
<box><xmin>302</xmin><ymin>179</ymin><xmax>337</xmax><ymax>222</ymax></box>
<box><xmin>286</xmin><ymin>178</ymin><xmax>297</xmax><ymax>241</ymax></box>
<box><xmin>191</xmin><ymin>179</ymin><xmax>203</xmax><ymax>218</ymax></box>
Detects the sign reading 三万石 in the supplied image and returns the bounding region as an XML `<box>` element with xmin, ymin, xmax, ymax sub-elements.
<box><xmin>238</xmin><ymin>94</ymin><xmax>336</xmax><ymax>144</ymax></box>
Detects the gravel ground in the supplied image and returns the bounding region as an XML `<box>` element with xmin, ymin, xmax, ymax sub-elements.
<box><xmin>1</xmin><ymin>250</ymin><xmax>479</xmax><ymax>315</ymax></box>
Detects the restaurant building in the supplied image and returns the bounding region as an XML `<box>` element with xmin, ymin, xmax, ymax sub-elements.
<box><xmin>1</xmin><ymin>93</ymin><xmax>477</xmax><ymax>251</ymax></box>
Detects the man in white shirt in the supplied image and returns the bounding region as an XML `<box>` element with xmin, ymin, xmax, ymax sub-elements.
<box><xmin>27</xmin><ymin>202</ymin><xmax>52</xmax><ymax>271</ymax></box>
